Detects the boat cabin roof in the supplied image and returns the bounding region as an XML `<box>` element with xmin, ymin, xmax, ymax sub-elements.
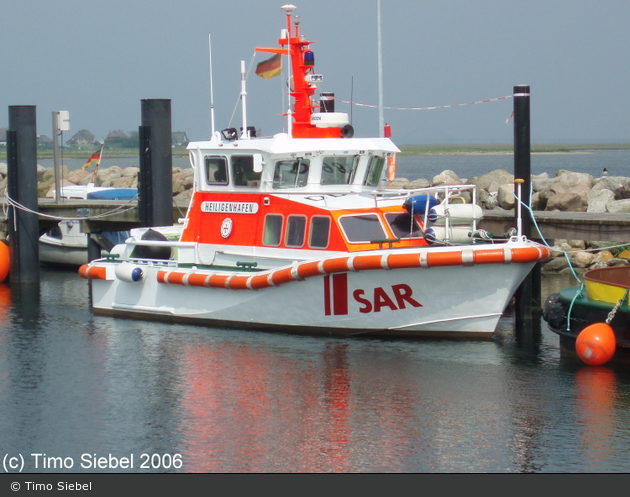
<box><xmin>187</xmin><ymin>133</ymin><xmax>400</xmax><ymax>155</ymax></box>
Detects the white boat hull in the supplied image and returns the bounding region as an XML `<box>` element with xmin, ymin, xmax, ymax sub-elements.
<box><xmin>40</xmin><ymin>221</ymin><xmax>89</xmax><ymax>266</ymax></box>
<box><xmin>83</xmin><ymin>241</ymin><xmax>544</xmax><ymax>339</ymax></box>
<box><xmin>40</xmin><ymin>239</ymin><xmax>88</xmax><ymax>266</ymax></box>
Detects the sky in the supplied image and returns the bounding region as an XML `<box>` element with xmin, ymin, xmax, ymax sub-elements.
<box><xmin>1</xmin><ymin>0</ymin><xmax>629</xmax><ymax>146</ymax></box>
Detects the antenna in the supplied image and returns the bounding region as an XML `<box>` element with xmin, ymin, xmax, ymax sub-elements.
<box><xmin>377</xmin><ymin>0</ymin><xmax>384</xmax><ymax>137</ymax></box>
<box><xmin>282</xmin><ymin>4</ymin><xmax>295</xmax><ymax>137</ymax></box>
<box><xmin>240</xmin><ymin>60</ymin><xmax>249</xmax><ymax>139</ymax></box>
<box><xmin>209</xmin><ymin>33</ymin><xmax>216</xmax><ymax>137</ymax></box>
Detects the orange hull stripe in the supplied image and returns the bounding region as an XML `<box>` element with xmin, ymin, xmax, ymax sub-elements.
<box><xmin>352</xmin><ymin>254</ymin><xmax>386</xmax><ymax>271</ymax></box>
<box><xmin>321</xmin><ymin>258</ymin><xmax>350</xmax><ymax>274</ymax></box>
<box><xmin>147</xmin><ymin>245</ymin><xmax>553</xmax><ymax>290</ymax></box>
<box><xmin>270</xmin><ymin>267</ymin><xmax>295</xmax><ymax>286</ymax></box>
<box><xmin>511</xmin><ymin>246</ymin><xmax>550</xmax><ymax>263</ymax></box>
<box><xmin>387</xmin><ymin>253</ymin><xmax>422</xmax><ymax>269</ymax></box>
<box><xmin>228</xmin><ymin>275</ymin><xmax>252</xmax><ymax>290</ymax></box>
<box><xmin>167</xmin><ymin>271</ymin><xmax>186</xmax><ymax>285</ymax></box>
<box><xmin>472</xmin><ymin>249</ymin><xmax>508</xmax><ymax>264</ymax></box>
<box><xmin>208</xmin><ymin>274</ymin><xmax>230</xmax><ymax>288</ymax></box>
<box><xmin>296</xmin><ymin>260</ymin><xmax>325</xmax><ymax>279</ymax></box>
<box><xmin>186</xmin><ymin>273</ymin><xmax>210</xmax><ymax>287</ymax></box>
<box><xmin>79</xmin><ymin>264</ymin><xmax>107</xmax><ymax>280</ymax></box>
<box><xmin>249</xmin><ymin>274</ymin><xmax>272</xmax><ymax>289</ymax></box>
<box><xmin>426</xmin><ymin>251</ymin><xmax>463</xmax><ymax>266</ymax></box>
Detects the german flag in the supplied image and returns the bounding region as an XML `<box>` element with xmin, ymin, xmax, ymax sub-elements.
<box><xmin>255</xmin><ymin>54</ymin><xmax>282</xmax><ymax>79</ymax></box>
<box><xmin>82</xmin><ymin>150</ymin><xmax>102</xmax><ymax>169</ymax></box>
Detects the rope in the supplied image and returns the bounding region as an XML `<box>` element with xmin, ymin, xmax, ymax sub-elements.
<box><xmin>509</xmin><ymin>185</ymin><xmax>630</xmax><ymax>331</ymax></box>
<box><xmin>335</xmin><ymin>95</ymin><xmax>513</xmax><ymax>111</ymax></box>
<box><xmin>606</xmin><ymin>289</ymin><xmax>629</xmax><ymax>325</ymax></box>
<box><xmin>2</xmin><ymin>193</ymin><xmax>139</xmax><ymax>224</ymax></box>
<box><xmin>511</xmin><ymin>185</ymin><xmax>585</xmax><ymax>331</ymax></box>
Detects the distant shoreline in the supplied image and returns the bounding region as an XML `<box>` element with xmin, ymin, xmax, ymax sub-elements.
<box><xmin>399</xmin><ymin>150</ymin><xmax>592</xmax><ymax>157</ymax></box>
<box><xmin>0</xmin><ymin>143</ymin><xmax>629</xmax><ymax>160</ymax></box>
<box><xmin>398</xmin><ymin>143</ymin><xmax>630</xmax><ymax>156</ymax></box>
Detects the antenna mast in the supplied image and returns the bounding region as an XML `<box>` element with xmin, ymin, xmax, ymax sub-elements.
<box><xmin>209</xmin><ymin>33</ymin><xmax>216</xmax><ymax>137</ymax></box>
<box><xmin>240</xmin><ymin>60</ymin><xmax>249</xmax><ymax>139</ymax></box>
<box><xmin>282</xmin><ymin>4</ymin><xmax>296</xmax><ymax>137</ymax></box>
<box><xmin>377</xmin><ymin>0</ymin><xmax>384</xmax><ymax>137</ymax></box>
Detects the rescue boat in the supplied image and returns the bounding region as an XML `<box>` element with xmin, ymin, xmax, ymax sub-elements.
<box><xmin>79</xmin><ymin>5</ymin><xmax>551</xmax><ymax>338</ymax></box>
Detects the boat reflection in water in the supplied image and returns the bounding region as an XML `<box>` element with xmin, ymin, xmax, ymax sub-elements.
<box><xmin>2</xmin><ymin>270</ymin><xmax>630</xmax><ymax>472</ymax></box>
<box><xmin>180</xmin><ymin>341</ymin><xmax>360</xmax><ymax>472</ymax></box>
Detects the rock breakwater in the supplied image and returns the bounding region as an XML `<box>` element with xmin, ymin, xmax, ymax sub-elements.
<box><xmin>0</xmin><ymin>163</ymin><xmax>627</xmax><ymax>274</ymax></box>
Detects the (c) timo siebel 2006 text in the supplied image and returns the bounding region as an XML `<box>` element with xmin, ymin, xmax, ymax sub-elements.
<box><xmin>30</xmin><ymin>453</ymin><xmax>183</xmax><ymax>470</ymax></box>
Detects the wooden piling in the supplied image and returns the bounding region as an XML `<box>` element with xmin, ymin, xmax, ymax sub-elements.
<box><xmin>513</xmin><ymin>85</ymin><xmax>542</xmax><ymax>329</ymax></box>
<box><xmin>139</xmin><ymin>99</ymin><xmax>173</xmax><ymax>228</ymax></box>
<box><xmin>7</xmin><ymin>105</ymin><xmax>40</xmax><ymax>285</ymax></box>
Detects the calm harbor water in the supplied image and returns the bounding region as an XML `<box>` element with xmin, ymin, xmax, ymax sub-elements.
<box><xmin>40</xmin><ymin>147</ymin><xmax>630</xmax><ymax>182</ymax></box>
<box><xmin>1</xmin><ymin>149</ymin><xmax>629</xmax><ymax>474</ymax></box>
<box><xmin>2</xmin><ymin>269</ymin><xmax>630</xmax><ymax>474</ymax></box>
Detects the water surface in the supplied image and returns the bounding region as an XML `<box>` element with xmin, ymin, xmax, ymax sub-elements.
<box><xmin>1</xmin><ymin>269</ymin><xmax>629</xmax><ymax>473</ymax></box>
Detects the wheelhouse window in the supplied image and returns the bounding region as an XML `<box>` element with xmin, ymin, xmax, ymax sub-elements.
<box><xmin>364</xmin><ymin>156</ymin><xmax>386</xmax><ymax>187</ymax></box>
<box><xmin>309</xmin><ymin>216</ymin><xmax>331</xmax><ymax>249</ymax></box>
<box><xmin>206</xmin><ymin>156</ymin><xmax>228</xmax><ymax>185</ymax></box>
<box><xmin>262</xmin><ymin>214</ymin><xmax>283</xmax><ymax>247</ymax></box>
<box><xmin>339</xmin><ymin>214</ymin><xmax>387</xmax><ymax>243</ymax></box>
<box><xmin>384</xmin><ymin>212</ymin><xmax>423</xmax><ymax>239</ymax></box>
<box><xmin>232</xmin><ymin>155</ymin><xmax>262</xmax><ymax>187</ymax></box>
<box><xmin>321</xmin><ymin>155</ymin><xmax>359</xmax><ymax>185</ymax></box>
<box><xmin>285</xmin><ymin>215</ymin><xmax>307</xmax><ymax>248</ymax></box>
<box><xmin>273</xmin><ymin>158</ymin><xmax>310</xmax><ymax>189</ymax></box>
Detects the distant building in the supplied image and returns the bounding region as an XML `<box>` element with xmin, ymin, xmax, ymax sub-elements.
<box><xmin>67</xmin><ymin>129</ymin><xmax>95</xmax><ymax>146</ymax></box>
<box><xmin>106</xmin><ymin>129</ymin><xmax>129</xmax><ymax>141</ymax></box>
<box><xmin>37</xmin><ymin>135</ymin><xmax>54</xmax><ymax>147</ymax></box>
<box><xmin>172</xmin><ymin>131</ymin><xmax>189</xmax><ymax>147</ymax></box>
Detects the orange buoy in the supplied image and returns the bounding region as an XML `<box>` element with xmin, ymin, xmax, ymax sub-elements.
<box><xmin>0</xmin><ymin>241</ymin><xmax>9</xmax><ymax>283</ymax></box>
<box><xmin>575</xmin><ymin>322</ymin><xmax>616</xmax><ymax>366</ymax></box>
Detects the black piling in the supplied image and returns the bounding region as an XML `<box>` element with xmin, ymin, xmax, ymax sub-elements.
<box><xmin>513</xmin><ymin>85</ymin><xmax>542</xmax><ymax>330</ymax></box>
<box><xmin>7</xmin><ymin>105</ymin><xmax>40</xmax><ymax>285</ymax></box>
<box><xmin>139</xmin><ymin>99</ymin><xmax>173</xmax><ymax>227</ymax></box>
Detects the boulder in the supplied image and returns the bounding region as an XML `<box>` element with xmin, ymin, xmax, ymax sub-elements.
<box><xmin>432</xmin><ymin>169</ymin><xmax>462</xmax><ymax>186</ymax></box>
<box><xmin>386</xmin><ymin>177</ymin><xmax>411</xmax><ymax>189</ymax></box>
<box><xmin>586</xmin><ymin>188</ymin><xmax>615</xmax><ymax>213</ymax></box>
<box><xmin>606</xmin><ymin>199</ymin><xmax>630</xmax><ymax>214</ymax></box>
<box><xmin>497</xmin><ymin>183</ymin><xmax>516</xmax><ymax>210</ymax></box>
<box><xmin>592</xmin><ymin>176</ymin><xmax>630</xmax><ymax>200</ymax></box>
<box><xmin>467</xmin><ymin>169</ymin><xmax>514</xmax><ymax>193</ymax></box>
<box><xmin>553</xmin><ymin>170</ymin><xmax>594</xmax><ymax>188</ymax></box>
<box><xmin>408</xmin><ymin>178</ymin><xmax>431</xmax><ymax>189</ymax></box>
<box><xmin>546</xmin><ymin>191</ymin><xmax>587</xmax><ymax>212</ymax></box>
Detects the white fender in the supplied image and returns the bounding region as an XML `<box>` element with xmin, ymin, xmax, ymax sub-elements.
<box><xmin>115</xmin><ymin>263</ymin><xmax>144</xmax><ymax>283</ymax></box>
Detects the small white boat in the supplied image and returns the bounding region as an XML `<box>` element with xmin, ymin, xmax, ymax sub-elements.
<box><xmin>40</xmin><ymin>184</ymin><xmax>138</xmax><ymax>266</ymax></box>
<box><xmin>78</xmin><ymin>5</ymin><xmax>551</xmax><ymax>338</ymax></box>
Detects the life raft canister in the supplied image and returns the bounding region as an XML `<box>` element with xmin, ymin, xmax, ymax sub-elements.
<box><xmin>403</xmin><ymin>194</ymin><xmax>439</xmax><ymax>215</ymax></box>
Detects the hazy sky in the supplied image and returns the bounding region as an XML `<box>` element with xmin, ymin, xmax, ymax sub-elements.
<box><xmin>2</xmin><ymin>0</ymin><xmax>629</xmax><ymax>146</ymax></box>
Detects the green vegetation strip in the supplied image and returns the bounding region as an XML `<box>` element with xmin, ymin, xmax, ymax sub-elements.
<box><xmin>398</xmin><ymin>143</ymin><xmax>630</xmax><ymax>156</ymax></box>
<box><xmin>0</xmin><ymin>147</ymin><xmax>189</xmax><ymax>160</ymax></box>
<box><xmin>1</xmin><ymin>144</ymin><xmax>629</xmax><ymax>160</ymax></box>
